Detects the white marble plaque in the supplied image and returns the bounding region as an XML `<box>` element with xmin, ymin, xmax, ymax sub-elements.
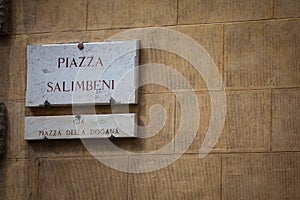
<box><xmin>26</xmin><ymin>40</ymin><xmax>139</xmax><ymax>107</ymax></box>
<box><xmin>25</xmin><ymin>113</ymin><xmax>137</xmax><ymax>140</ymax></box>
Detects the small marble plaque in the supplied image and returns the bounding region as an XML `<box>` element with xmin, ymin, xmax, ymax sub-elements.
<box><xmin>25</xmin><ymin>113</ymin><xmax>137</xmax><ymax>140</ymax></box>
<box><xmin>26</xmin><ymin>40</ymin><xmax>139</xmax><ymax>107</ymax></box>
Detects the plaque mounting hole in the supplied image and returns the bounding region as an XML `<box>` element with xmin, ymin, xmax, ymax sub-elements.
<box><xmin>78</xmin><ymin>43</ymin><xmax>84</xmax><ymax>50</ymax></box>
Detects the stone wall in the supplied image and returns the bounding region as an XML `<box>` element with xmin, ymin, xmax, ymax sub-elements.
<box><xmin>0</xmin><ymin>0</ymin><xmax>299</xmax><ymax>199</ymax></box>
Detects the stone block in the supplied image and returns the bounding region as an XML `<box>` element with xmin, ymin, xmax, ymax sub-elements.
<box><xmin>222</xmin><ymin>153</ymin><xmax>300</xmax><ymax>200</ymax></box>
<box><xmin>5</xmin><ymin>101</ymin><xmax>28</xmax><ymax>158</ymax></box>
<box><xmin>178</xmin><ymin>0</ymin><xmax>272</xmax><ymax>24</ymax></box>
<box><xmin>139</xmin><ymin>25</ymin><xmax>223</xmax><ymax>93</ymax></box>
<box><xmin>37</xmin><ymin>157</ymin><xmax>128</xmax><ymax>199</ymax></box>
<box><xmin>0</xmin><ymin>37</ymin><xmax>10</xmax><ymax>99</ymax></box>
<box><xmin>5</xmin><ymin>36</ymin><xmax>27</xmax><ymax>100</ymax></box>
<box><xmin>274</xmin><ymin>0</ymin><xmax>300</xmax><ymax>18</ymax></box>
<box><xmin>175</xmin><ymin>91</ymin><xmax>271</xmax><ymax>153</ymax></box>
<box><xmin>0</xmin><ymin>159</ymin><xmax>29</xmax><ymax>200</ymax></box>
<box><xmin>11</xmin><ymin>0</ymin><xmax>87</xmax><ymax>34</ymax></box>
<box><xmin>129</xmin><ymin>154</ymin><xmax>221</xmax><ymax>200</ymax></box>
<box><xmin>130</xmin><ymin>93</ymin><xmax>175</xmax><ymax>154</ymax></box>
<box><xmin>225</xmin><ymin>20</ymin><xmax>300</xmax><ymax>89</ymax></box>
<box><xmin>272</xmin><ymin>89</ymin><xmax>300</xmax><ymax>151</ymax></box>
<box><xmin>88</xmin><ymin>0</ymin><xmax>177</xmax><ymax>30</ymax></box>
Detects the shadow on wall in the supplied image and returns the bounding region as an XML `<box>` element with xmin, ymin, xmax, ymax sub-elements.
<box><xmin>0</xmin><ymin>103</ymin><xmax>6</xmax><ymax>198</ymax></box>
<box><xmin>0</xmin><ymin>102</ymin><xmax>6</xmax><ymax>158</ymax></box>
<box><xmin>0</xmin><ymin>0</ymin><xmax>11</xmax><ymax>35</ymax></box>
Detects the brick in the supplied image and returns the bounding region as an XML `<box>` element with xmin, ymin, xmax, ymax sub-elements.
<box><xmin>275</xmin><ymin>0</ymin><xmax>300</xmax><ymax>18</ymax></box>
<box><xmin>0</xmin><ymin>159</ymin><xmax>29</xmax><ymax>200</ymax></box>
<box><xmin>37</xmin><ymin>157</ymin><xmax>128</xmax><ymax>200</ymax></box>
<box><xmin>175</xmin><ymin>90</ymin><xmax>271</xmax><ymax>153</ymax></box>
<box><xmin>225</xmin><ymin>20</ymin><xmax>300</xmax><ymax>89</ymax></box>
<box><xmin>11</xmin><ymin>0</ymin><xmax>87</xmax><ymax>34</ymax></box>
<box><xmin>178</xmin><ymin>0</ymin><xmax>273</xmax><ymax>24</ymax></box>
<box><xmin>87</xmin><ymin>0</ymin><xmax>177</xmax><ymax>30</ymax></box>
<box><xmin>129</xmin><ymin>154</ymin><xmax>221</xmax><ymax>200</ymax></box>
<box><xmin>222</xmin><ymin>153</ymin><xmax>300</xmax><ymax>200</ymax></box>
<box><xmin>272</xmin><ymin>89</ymin><xmax>300</xmax><ymax>151</ymax></box>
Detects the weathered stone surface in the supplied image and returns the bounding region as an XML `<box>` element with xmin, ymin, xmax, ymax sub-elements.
<box><xmin>5</xmin><ymin>101</ymin><xmax>27</xmax><ymax>158</ymax></box>
<box><xmin>11</xmin><ymin>0</ymin><xmax>87</xmax><ymax>34</ymax></box>
<box><xmin>272</xmin><ymin>89</ymin><xmax>300</xmax><ymax>151</ymax></box>
<box><xmin>27</xmin><ymin>29</ymin><xmax>122</xmax><ymax>45</ymax></box>
<box><xmin>29</xmin><ymin>140</ymin><xmax>84</xmax><ymax>158</ymax></box>
<box><xmin>129</xmin><ymin>154</ymin><xmax>221</xmax><ymax>200</ymax></box>
<box><xmin>3</xmin><ymin>35</ymin><xmax>27</xmax><ymax>100</ymax></box>
<box><xmin>37</xmin><ymin>157</ymin><xmax>128</xmax><ymax>200</ymax></box>
<box><xmin>222</xmin><ymin>153</ymin><xmax>300</xmax><ymax>200</ymax></box>
<box><xmin>178</xmin><ymin>0</ymin><xmax>273</xmax><ymax>24</ymax></box>
<box><xmin>0</xmin><ymin>37</ymin><xmax>9</xmax><ymax>99</ymax></box>
<box><xmin>88</xmin><ymin>0</ymin><xmax>177</xmax><ymax>30</ymax></box>
<box><xmin>0</xmin><ymin>159</ymin><xmax>29</xmax><ymax>200</ymax></box>
<box><xmin>216</xmin><ymin>91</ymin><xmax>271</xmax><ymax>152</ymax></box>
<box><xmin>139</xmin><ymin>25</ymin><xmax>223</xmax><ymax>94</ymax></box>
<box><xmin>274</xmin><ymin>0</ymin><xmax>300</xmax><ymax>18</ymax></box>
<box><xmin>130</xmin><ymin>93</ymin><xmax>175</xmax><ymax>154</ymax></box>
<box><xmin>0</xmin><ymin>102</ymin><xmax>6</xmax><ymax>158</ymax></box>
<box><xmin>26</xmin><ymin>40</ymin><xmax>139</xmax><ymax>106</ymax></box>
<box><xmin>175</xmin><ymin>91</ymin><xmax>271</xmax><ymax>153</ymax></box>
<box><xmin>225</xmin><ymin>20</ymin><xmax>300</xmax><ymax>89</ymax></box>
<box><xmin>0</xmin><ymin>0</ymin><xmax>10</xmax><ymax>35</ymax></box>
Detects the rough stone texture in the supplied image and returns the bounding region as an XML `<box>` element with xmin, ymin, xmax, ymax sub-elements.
<box><xmin>272</xmin><ymin>89</ymin><xmax>300</xmax><ymax>151</ymax></box>
<box><xmin>88</xmin><ymin>0</ymin><xmax>177</xmax><ymax>30</ymax></box>
<box><xmin>3</xmin><ymin>35</ymin><xmax>27</xmax><ymax>100</ymax></box>
<box><xmin>37</xmin><ymin>157</ymin><xmax>128</xmax><ymax>200</ymax></box>
<box><xmin>5</xmin><ymin>101</ymin><xmax>27</xmax><ymax>158</ymax></box>
<box><xmin>175</xmin><ymin>90</ymin><xmax>271</xmax><ymax>153</ymax></box>
<box><xmin>178</xmin><ymin>0</ymin><xmax>273</xmax><ymax>24</ymax></box>
<box><xmin>10</xmin><ymin>0</ymin><xmax>87</xmax><ymax>34</ymax></box>
<box><xmin>138</xmin><ymin>25</ymin><xmax>223</xmax><ymax>93</ymax></box>
<box><xmin>29</xmin><ymin>140</ymin><xmax>84</xmax><ymax>158</ymax></box>
<box><xmin>225</xmin><ymin>20</ymin><xmax>300</xmax><ymax>89</ymax></box>
<box><xmin>222</xmin><ymin>153</ymin><xmax>300</xmax><ymax>200</ymax></box>
<box><xmin>0</xmin><ymin>102</ymin><xmax>6</xmax><ymax>158</ymax></box>
<box><xmin>0</xmin><ymin>37</ymin><xmax>9</xmax><ymax>99</ymax></box>
<box><xmin>0</xmin><ymin>159</ymin><xmax>30</xmax><ymax>200</ymax></box>
<box><xmin>274</xmin><ymin>0</ymin><xmax>300</xmax><ymax>18</ymax></box>
<box><xmin>131</xmin><ymin>93</ymin><xmax>175</xmax><ymax>154</ymax></box>
<box><xmin>0</xmin><ymin>0</ymin><xmax>10</xmax><ymax>35</ymax></box>
<box><xmin>27</xmin><ymin>29</ymin><xmax>121</xmax><ymax>45</ymax></box>
<box><xmin>129</xmin><ymin>154</ymin><xmax>221</xmax><ymax>200</ymax></box>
